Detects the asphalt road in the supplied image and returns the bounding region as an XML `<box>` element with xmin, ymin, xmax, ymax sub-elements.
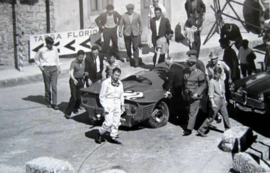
<box><xmin>0</xmin><ymin>54</ymin><xmax>269</xmax><ymax>173</ymax></box>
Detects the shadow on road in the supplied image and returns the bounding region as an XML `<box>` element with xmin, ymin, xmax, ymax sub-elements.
<box><xmin>58</xmin><ymin>102</ymin><xmax>68</xmax><ymax>114</ymax></box>
<box><xmin>72</xmin><ymin>112</ymin><xmax>94</xmax><ymax>125</ymax></box>
<box><xmin>22</xmin><ymin>95</ymin><xmax>47</xmax><ymax>105</ymax></box>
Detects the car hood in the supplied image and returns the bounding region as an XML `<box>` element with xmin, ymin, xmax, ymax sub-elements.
<box><xmin>234</xmin><ymin>71</ymin><xmax>270</xmax><ymax>94</ymax></box>
<box><xmin>81</xmin><ymin>64</ymin><xmax>169</xmax><ymax>103</ymax></box>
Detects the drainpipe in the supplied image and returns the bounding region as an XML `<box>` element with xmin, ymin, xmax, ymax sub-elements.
<box><xmin>45</xmin><ymin>0</ymin><xmax>50</xmax><ymax>33</ymax></box>
<box><xmin>79</xmin><ymin>0</ymin><xmax>84</xmax><ymax>29</ymax></box>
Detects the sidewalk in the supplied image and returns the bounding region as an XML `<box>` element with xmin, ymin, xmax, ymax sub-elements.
<box><xmin>0</xmin><ymin>31</ymin><xmax>263</xmax><ymax>88</ymax></box>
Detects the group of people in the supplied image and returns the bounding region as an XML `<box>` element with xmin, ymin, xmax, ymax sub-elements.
<box><xmin>34</xmin><ymin>0</ymin><xmax>262</xmax><ymax>144</ymax></box>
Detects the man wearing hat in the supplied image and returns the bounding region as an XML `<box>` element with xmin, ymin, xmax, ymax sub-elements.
<box><xmin>187</xmin><ymin>49</ymin><xmax>205</xmax><ymax>73</ymax></box>
<box><xmin>34</xmin><ymin>36</ymin><xmax>61</xmax><ymax>110</ymax></box>
<box><xmin>183</xmin><ymin>51</ymin><xmax>206</xmax><ymax>136</ymax></box>
<box><xmin>119</xmin><ymin>4</ymin><xmax>142</xmax><ymax>67</ymax></box>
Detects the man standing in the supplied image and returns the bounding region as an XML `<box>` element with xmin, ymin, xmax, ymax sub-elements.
<box><xmin>64</xmin><ymin>50</ymin><xmax>87</xmax><ymax>119</ymax></box>
<box><xmin>95</xmin><ymin>4</ymin><xmax>124</xmax><ymax>62</ymax></box>
<box><xmin>184</xmin><ymin>10</ymin><xmax>203</xmax><ymax>57</ymax></box>
<box><xmin>221</xmin><ymin>23</ymin><xmax>243</xmax><ymax>50</ymax></box>
<box><xmin>119</xmin><ymin>4</ymin><xmax>142</xmax><ymax>67</ymax></box>
<box><xmin>183</xmin><ymin>54</ymin><xmax>207</xmax><ymax>136</ymax></box>
<box><xmin>219</xmin><ymin>38</ymin><xmax>240</xmax><ymax>82</ymax></box>
<box><xmin>84</xmin><ymin>45</ymin><xmax>104</xmax><ymax>86</ymax></box>
<box><xmin>34</xmin><ymin>36</ymin><xmax>61</xmax><ymax>110</ymax></box>
<box><xmin>185</xmin><ymin>0</ymin><xmax>206</xmax><ymax>20</ymax></box>
<box><xmin>95</xmin><ymin>67</ymin><xmax>125</xmax><ymax>144</ymax></box>
<box><xmin>154</xmin><ymin>30</ymin><xmax>174</xmax><ymax>65</ymax></box>
<box><xmin>197</xmin><ymin>67</ymin><xmax>231</xmax><ymax>137</ymax></box>
<box><xmin>150</xmin><ymin>7</ymin><xmax>171</xmax><ymax>65</ymax></box>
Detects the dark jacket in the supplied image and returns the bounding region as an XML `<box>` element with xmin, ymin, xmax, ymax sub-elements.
<box><xmin>185</xmin><ymin>0</ymin><xmax>206</xmax><ymax>18</ymax></box>
<box><xmin>95</xmin><ymin>11</ymin><xmax>121</xmax><ymax>32</ymax></box>
<box><xmin>84</xmin><ymin>53</ymin><xmax>104</xmax><ymax>83</ymax></box>
<box><xmin>150</xmin><ymin>16</ymin><xmax>171</xmax><ymax>45</ymax></box>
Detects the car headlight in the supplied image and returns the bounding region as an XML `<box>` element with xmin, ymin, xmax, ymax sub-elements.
<box><xmin>258</xmin><ymin>93</ymin><xmax>264</xmax><ymax>102</ymax></box>
<box><xmin>237</xmin><ymin>87</ymin><xmax>243</xmax><ymax>94</ymax></box>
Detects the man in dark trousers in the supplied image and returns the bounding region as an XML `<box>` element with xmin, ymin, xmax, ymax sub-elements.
<box><xmin>183</xmin><ymin>53</ymin><xmax>207</xmax><ymax>136</ymax></box>
<box><xmin>185</xmin><ymin>0</ymin><xmax>206</xmax><ymax>19</ymax></box>
<box><xmin>65</xmin><ymin>50</ymin><xmax>87</xmax><ymax>119</ymax></box>
<box><xmin>85</xmin><ymin>45</ymin><xmax>104</xmax><ymax>86</ymax></box>
<box><xmin>95</xmin><ymin>4</ymin><xmax>123</xmax><ymax>62</ymax></box>
<box><xmin>34</xmin><ymin>36</ymin><xmax>61</xmax><ymax>110</ymax></box>
<box><xmin>219</xmin><ymin>38</ymin><xmax>240</xmax><ymax>82</ymax></box>
<box><xmin>119</xmin><ymin>4</ymin><xmax>142</xmax><ymax>67</ymax></box>
<box><xmin>150</xmin><ymin>7</ymin><xmax>171</xmax><ymax>65</ymax></box>
<box><xmin>221</xmin><ymin>23</ymin><xmax>243</xmax><ymax>50</ymax></box>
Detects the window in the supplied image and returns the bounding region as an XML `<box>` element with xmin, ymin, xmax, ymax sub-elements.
<box><xmin>89</xmin><ymin>0</ymin><xmax>114</xmax><ymax>15</ymax></box>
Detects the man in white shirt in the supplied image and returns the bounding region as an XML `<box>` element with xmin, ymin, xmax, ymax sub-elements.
<box><xmin>95</xmin><ymin>67</ymin><xmax>125</xmax><ymax>145</ymax></box>
<box><xmin>34</xmin><ymin>37</ymin><xmax>61</xmax><ymax>110</ymax></box>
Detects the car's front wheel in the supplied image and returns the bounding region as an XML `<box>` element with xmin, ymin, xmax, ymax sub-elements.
<box><xmin>147</xmin><ymin>101</ymin><xmax>170</xmax><ymax>128</ymax></box>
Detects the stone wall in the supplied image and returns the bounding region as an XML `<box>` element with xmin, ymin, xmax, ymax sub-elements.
<box><xmin>0</xmin><ymin>0</ymin><xmax>55</xmax><ymax>68</ymax></box>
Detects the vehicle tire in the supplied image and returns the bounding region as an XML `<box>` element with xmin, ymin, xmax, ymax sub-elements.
<box><xmin>147</xmin><ymin>101</ymin><xmax>170</xmax><ymax>128</ymax></box>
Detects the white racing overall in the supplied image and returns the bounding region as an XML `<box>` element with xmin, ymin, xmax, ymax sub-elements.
<box><xmin>99</xmin><ymin>78</ymin><xmax>124</xmax><ymax>138</ymax></box>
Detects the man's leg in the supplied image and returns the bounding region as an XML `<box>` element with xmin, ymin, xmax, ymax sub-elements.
<box><xmin>240</xmin><ymin>64</ymin><xmax>247</xmax><ymax>77</ymax></box>
<box><xmin>50</xmin><ymin>66</ymin><xmax>58</xmax><ymax>108</ymax></box>
<box><xmin>74</xmin><ymin>79</ymin><xmax>84</xmax><ymax>111</ymax></box>
<box><xmin>42</xmin><ymin>67</ymin><xmax>51</xmax><ymax>106</ymax></box>
<box><xmin>198</xmin><ymin>105</ymin><xmax>219</xmax><ymax>135</ymax></box>
<box><xmin>103</xmin><ymin>28</ymin><xmax>111</xmax><ymax>54</ymax></box>
<box><xmin>111</xmin><ymin>27</ymin><xmax>121</xmax><ymax>60</ymax></box>
<box><xmin>187</xmin><ymin>100</ymin><xmax>201</xmax><ymax>131</ymax></box>
<box><xmin>110</xmin><ymin>102</ymin><xmax>122</xmax><ymax>144</ymax></box>
<box><xmin>132</xmin><ymin>35</ymin><xmax>140</xmax><ymax>67</ymax></box>
<box><xmin>65</xmin><ymin>79</ymin><xmax>77</xmax><ymax>118</ymax></box>
<box><xmin>219</xmin><ymin>99</ymin><xmax>231</xmax><ymax>130</ymax></box>
<box><xmin>124</xmin><ymin>35</ymin><xmax>132</xmax><ymax>61</ymax></box>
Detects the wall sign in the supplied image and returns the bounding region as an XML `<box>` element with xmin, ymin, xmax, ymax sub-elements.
<box><xmin>29</xmin><ymin>27</ymin><xmax>101</xmax><ymax>59</ymax></box>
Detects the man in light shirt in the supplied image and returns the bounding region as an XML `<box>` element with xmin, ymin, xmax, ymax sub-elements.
<box><xmin>34</xmin><ymin>36</ymin><xmax>61</xmax><ymax>110</ymax></box>
<box><xmin>95</xmin><ymin>67</ymin><xmax>125</xmax><ymax>145</ymax></box>
<box><xmin>197</xmin><ymin>67</ymin><xmax>231</xmax><ymax>137</ymax></box>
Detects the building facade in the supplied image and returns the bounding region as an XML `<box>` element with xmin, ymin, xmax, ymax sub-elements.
<box><xmin>0</xmin><ymin>0</ymin><xmax>244</xmax><ymax>69</ymax></box>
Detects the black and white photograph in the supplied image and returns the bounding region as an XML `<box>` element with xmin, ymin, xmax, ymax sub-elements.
<box><xmin>0</xmin><ymin>0</ymin><xmax>270</xmax><ymax>172</ymax></box>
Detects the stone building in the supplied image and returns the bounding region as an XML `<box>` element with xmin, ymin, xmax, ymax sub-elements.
<box><xmin>0</xmin><ymin>0</ymin><xmax>245</xmax><ymax>69</ymax></box>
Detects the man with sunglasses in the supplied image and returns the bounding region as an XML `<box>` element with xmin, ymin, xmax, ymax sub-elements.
<box><xmin>183</xmin><ymin>50</ymin><xmax>207</xmax><ymax>136</ymax></box>
<box><xmin>95</xmin><ymin>67</ymin><xmax>125</xmax><ymax>145</ymax></box>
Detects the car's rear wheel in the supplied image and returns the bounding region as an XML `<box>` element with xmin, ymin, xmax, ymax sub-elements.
<box><xmin>147</xmin><ymin>101</ymin><xmax>170</xmax><ymax>128</ymax></box>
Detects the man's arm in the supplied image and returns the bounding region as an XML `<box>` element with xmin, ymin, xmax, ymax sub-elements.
<box><xmin>116</xmin><ymin>11</ymin><xmax>122</xmax><ymax>25</ymax></box>
<box><xmin>95</xmin><ymin>14</ymin><xmax>103</xmax><ymax>31</ymax></box>
<box><xmin>99</xmin><ymin>80</ymin><xmax>108</xmax><ymax>110</ymax></box>
<box><xmin>118</xmin><ymin>15</ymin><xmax>124</xmax><ymax>37</ymax></box>
<box><xmin>195</xmin><ymin>72</ymin><xmax>207</xmax><ymax>96</ymax></box>
<box><xmin>208</xmin><ymin>81</ymin><xmax>217</xmax><ymax>108</ymax></box>
<box><xmin>55</xmin><ymin>49</ymin><xmax>61</xmax><ymax>73</ymax></box>
<box><xmin>138</xmin><ymin>14</ymin><xmax>142</xmax><ymax>34</ymax></box>
<box><xmin>34</xmin><ymin>50</ymin><xmax>43</xmax><ymax>71</ymax></box>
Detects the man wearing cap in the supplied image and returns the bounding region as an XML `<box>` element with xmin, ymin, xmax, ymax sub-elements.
<box><xmin>119</xmin><ymin>4</ymin><xmax>142</xmax><ymax>67</ymax></box>
<box><xmin>186</xmin><ymin>49</ymin><xmax>205</xmax><ymax>73</ymax></box>
<box><xmin>183</xmin><ymin>53</ymin><xmax>206</xmax><ymax>136</ymax></box>
<box><xmin>95</xmin><ymin>4</ymin><xmax>124</xmax><ymax>62</ymax></box>
<box><xmin>34</xmin><ymin>36</ymin><xmax>61</xmax><ymax>110</ymax></box>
